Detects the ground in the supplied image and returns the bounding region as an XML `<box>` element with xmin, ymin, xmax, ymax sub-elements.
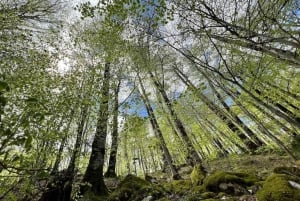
<box><xmin>81</xmin><ymin>153</ymin><xmax>300</xmax><ymax>201</ymax></box>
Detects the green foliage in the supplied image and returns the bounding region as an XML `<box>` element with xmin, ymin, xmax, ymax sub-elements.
<box><xmin>190</xmin><ymin>164</ymin><xmax>205</xmax><ymax>186</ymax></box>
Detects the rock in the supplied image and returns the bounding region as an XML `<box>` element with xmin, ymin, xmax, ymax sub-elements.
<box><xmin>142</xmin><ymin>195</ymin><xmax>153</xmax><ymax>201</ymax></box>
<box><xmin>239</xmin><ymin>195</ymin><xmax>258</xmax><ymax>201</ymax></box>
<box><xmin>256</xmin><ymin>173</ymin><xmax>300</xmax><ymax>201</ymax></box>
<box><xmin>247</xmin><ymin>185</ymin><xmax>260</xmax><ymax>194</ymax></box>
<box><xmin>200</xmin><ymin>191</ymin><xmax>216</xmax><ymax>199</ymax></box>
<box><xmin>203</xmin><ymin>171</ymin><xmax>259</xmax><ymax>193</ymax></box>
<box><xmin>107</xmin><ymin>174</ymin><xmax>163</xmax><ymax>201</ymax></box>
<box><xmin>218</xmin><ymin>182</ymin><xmax>248</xmax><ymax>196</ymax></box>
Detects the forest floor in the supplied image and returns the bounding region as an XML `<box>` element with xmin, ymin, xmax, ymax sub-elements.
<box><xmin>82</xmin><ymin>153</ymin><xmax>300</xmax><ymax>201</ymax></box>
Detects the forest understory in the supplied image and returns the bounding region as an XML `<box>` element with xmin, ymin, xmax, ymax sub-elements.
<box><xmin>51</xmin><ymin>153</ymin><xmax>300</xmax><ymax>201</ymax></box>
<box><xmin>82</xmin><ymin>153</ymin><xmax>300</xmax><ymax>201</ymax></box>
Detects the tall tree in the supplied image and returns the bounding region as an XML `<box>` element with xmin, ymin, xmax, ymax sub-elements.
<box><xmin>137</xmin><ymin>73</ymin><xmax>181</xmax><ymax>179</ymax></box>
<box><xmin>82</xmin><ymin>62</ymin><xmax>110</xmax><ymax>196</ymax></box>
<box><xmin>105</xmin><ymin>80</ymin><xmax>121</xmax><ymax>178</ymax></box>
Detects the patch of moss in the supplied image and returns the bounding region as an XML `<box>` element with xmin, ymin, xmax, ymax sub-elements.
<box><xmin>200</xmin><ymin>191</ymin><xmax>216</xmax><ymax>199</ymax></box>
<box><xmin>296</xmin><ymin>160</ymin><xmax>300</xmax><ymax>166</ymax></box>
<box><xmin>184</xmin><ymin>193</ymin><xmax>202</xmax><ymax>201</ymax></box>
<box><xmin>161</xmin><ymin>180</ymin><xmax>192</xmax><ymax>195</ymax></box>
<box><xmin>190</xmin><ymin>164</ymin><xmax>205</xmax><ymax>186</ymax></box>
<box><xmin>256</xmin><ymin>173</ymin><xmax>300</xmax><ymax>201</ymax></box>
<box><xmin>203</xmin><ymin>171</ymin><xmax>258</xmax><ymax>192</ymax></box>
<box><xmin>82</xmin><ymin>190</ymin><xmax>107</xmax><ymax>201</ymax></box>
<box><xmin>107</xmin><ymin>174</ymin><xmax>163</xmax><ymax>201</ymax></box>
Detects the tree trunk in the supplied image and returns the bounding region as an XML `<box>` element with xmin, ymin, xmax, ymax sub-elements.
<box><xmin>173</xmin><ymin>67</ymin><xmax>260</xmax><ymax>152</ymax></box>
<box><xmin>204</xmin><ymin>72</ymin><xmax>265</xmax><ymax>147</ymax></box>
<box><xmin>138</xmin><ymin>74</ymin><xmax>181</xmax><ymax>180</ymax></box>
<box><xmin>222</xmin><ymin>84</ymin><xmax>298</xmax><ymax>160</ymax></box>
<box><xmin>237</xmin><ymin>83</ymin><xmax>300</xmax><ymax>129</ymax></box>
<box><xmin>148</xmin><ymin>71</ymin><xmax>205</xmax><ymax>171</ymax></box>
<box><xmin>40</xmin><ymin>106</ymin><xmax>89</xmax><ymax>201</ymax></box>
<box><xmin>105</xmin><ymin>80</ymin><xmax>121</xmax><ymax>178</ymax></box>
<box><xmin>82</xmin><ymin>63</ymin><xmax>110</xmax><ymax>196</ymax></box>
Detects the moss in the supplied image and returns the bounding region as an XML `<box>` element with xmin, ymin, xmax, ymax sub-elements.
<box><xmin>203</xmin><ymin>171</ymin><xmax>258</xmax><ymax>192</ymax></box>
<box><xmin>107</xmin><ymin>174</ymin><xmax>163</xmax><ymax>201</ymax></box>
<box><xmin>161</xmin><ymin>179</ymin><xmax>192</xmax><ymax>195</ymax></box>
<box><xmin>256</xmin><ymin>173</ymin><xmax>300</xmax><ymax>201</ymax></box>
<box><xmin>82</xmin><ymin>190</ymin><xmax>107</xmax><ymax>201</ymax></box>
<box><xmin>200</xmin><ymin>191</ymin><xmax>216</xmax><ymax>199</ymax></box>
<box><xmin>296</xmin><ymin>160</ymin><xmax>300</xmax><ymax>166</ymax></box>
<box><xmin>184</xmin><ymin>193</ymin><xmax>201</xmax><ymax>201</ymax></box>
<box><xmin>190</xmin><ymin>164</ymin><xmax>205</xmax><ymax>186</ymax></box>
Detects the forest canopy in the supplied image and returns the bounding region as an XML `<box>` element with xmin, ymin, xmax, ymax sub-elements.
<box><xmin>0</xmin><ymin>0</ymin><xmax>300</xmax><ymax>201</ymax></box>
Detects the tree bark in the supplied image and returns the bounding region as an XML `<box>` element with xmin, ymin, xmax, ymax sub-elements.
<box><xmin>105</xmin><ymin>80</ymin><xmax>121</xmax><ymax>178</ymax></box>
<box><xmin>82</xmin><ymin>63</ymin><xmax>110</xmax><ymax>196</ymax></box>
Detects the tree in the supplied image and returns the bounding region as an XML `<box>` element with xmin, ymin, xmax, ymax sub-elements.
<box><xmin>105</xmin><ymin>80</ymin><xmax>121</xmax><ymax>178</ymax></box>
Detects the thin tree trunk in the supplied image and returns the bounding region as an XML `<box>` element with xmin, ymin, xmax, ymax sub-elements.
<box><xmin>236</xmin><ymin>82</ymin><xmax>300</xmax><ymax>129</ymax></box>
<box><xmin>254</xmin><ymin>88</ymin><xmax>300</xmax><ymax>125</ymax></box>
<box><xmin>40</xmin><ymin>106</ymin><xmax>89</xmax><ymax>201</ymax></box>
<box><xmin>138</xmin><ymin>74</ymin><xmax>181</xmax><ymax>179</ymax></box>
<box><xmin>52</xmin><ymin>108</ymin><xmax>77</xmax><ymax>174</ymax></box>
<box><xmin>123</xmin><ymin>126</ymin><xmax>131</xmax><ymax>175</ymax></box>
<box><xmin>190</xmin><ymin>106</ymin><xmax>230</xmax><ymax>157</ymax></box>
<box><xmin>222</xmin><ymin>84</ymin><xmax>298</xmax><ymax>160</ymax></box>
<box><xmin>203</xmin><ymin>72</ymin><xmax>265</xmax><ymax>147</ymax></box>
<box><xmin>148</xmin><ymin>71</ymin><xmax>205</xmax><ymax>171</ymax></box>
<box><xmin>216</xmin><ymin>79</ymin><xmax>299</xmax><ymax>137</ymax></box>
<box><xmin>173</xmin><ymin>67</ymin><xmax>259</xmax><ymax>152</ymax></box>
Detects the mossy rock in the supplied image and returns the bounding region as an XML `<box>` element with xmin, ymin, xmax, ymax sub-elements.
<box><xmin>107</xmin><ymin>174</ymin><xmax>163</xmax><ymax>201</ymax></box>
<box><xmin>256</xmin><ymin>173</ymin><xmax>300</xmax><ymax>201</ymax></box>
<box><xmin>203</xmin><ymin>171</ymin><xmax>259</xmax><ymax>192</ymax></box>
<box><xmin>161</xmin><ymin>179</ymin><xmax>192</xmax><ymax>195</ymax></box>
<box><xmin>190</xmin><ymin>164</ymin><xmax>205</xmax><ymax>186</ymax></box>
<box><xmin>200</xmin><ymin>191</ymin><xmax>216</xmax><ymax>199</ymax></box>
